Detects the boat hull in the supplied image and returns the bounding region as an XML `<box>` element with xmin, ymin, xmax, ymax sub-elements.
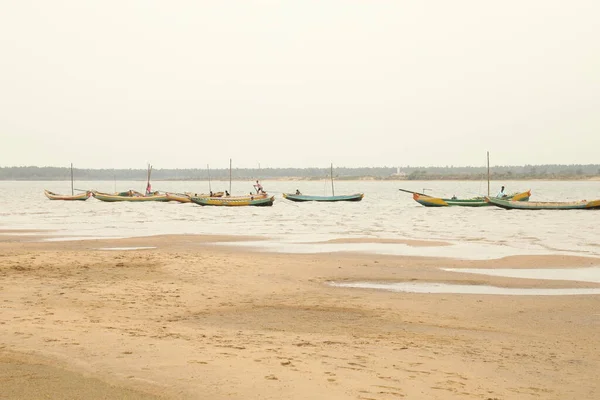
<box><xmin>190</xmin><ymin>196</ymin><xmax>274</xmax><ymax>207</ymax></box>
<box><xmin>92</xmin><ymin>191</ymin><xmax>169</xmax><ymax>202</ymax></box>
<box><xmin>283</xmin><ymin>193</ymin><xmax>364</xmax><ymax>202</ymax></box>
<box><xmin>166</xmin><ymin>193</ymin><xmax>192</xmax><ymax>203</ymax></box>
<box><xmin>413</xmin><ymin>191</ymin><xmax>530</xmax><ymax>207</ymax></box>
<box><xmin>486</xmin><ymin>197</ymin><xmax>600</xmax><ymax>210</ymax></box>
<box><xmin>44</xmin><ymin>190</ymin><xmax>91</xmax><ymax>201</ymax></box>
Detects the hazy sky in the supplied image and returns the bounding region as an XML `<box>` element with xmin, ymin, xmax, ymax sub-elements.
<box><xmin>1</xmin><ymin>1</ymin><xmax>598</xmax><ymax>169</ymax></box>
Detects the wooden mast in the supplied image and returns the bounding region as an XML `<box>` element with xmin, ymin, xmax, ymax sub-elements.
<box><xmin>487</xmin><ymin>152</ymin><xmax>490</xmax><ymax>197</ymax></box>
<box><xmin>229</xmin><ymin>159</ymin><xmax>232</xmax><ymax>194</ymax></box>
<box><xmin>70</xmin><ymin>163</ymin><xmax>74</xmax><ymax>196</ymax></box>
<box><xmin>330</xmin><ymin>163</ymin><xmax>335</xmax><ymax>196</ymax></box>
<box><xmin>146</xmin><ymin>164</ymin><xmax>152</xmax><ymax>194</ymax></box>
<box><xmin>207</xmin><ymin>164</ymin><xmax>212</xmax><ymax>192</ymax></box>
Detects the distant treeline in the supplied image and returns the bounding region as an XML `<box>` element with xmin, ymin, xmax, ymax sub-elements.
<box><xmin>0</xmin><ymin>165</ymin><xmax>599</xmax><ymax>181</ymax></box>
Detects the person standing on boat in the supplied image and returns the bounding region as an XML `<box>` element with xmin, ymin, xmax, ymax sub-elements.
<box><xmin>254</xmin><ymin>180</ymin><xmax>264</xmax><ymax>194</ymax></box>
<box><xmin>496</xmin><ymin>186</ymin><xmax>506</xmax><ymax>198</ymax></box>
<box><xmin>146</xmin><ymin>182</ymin><xmax>152</xmax><ymax>196</ymax></box>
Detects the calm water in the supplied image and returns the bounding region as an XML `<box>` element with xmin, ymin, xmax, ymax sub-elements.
<box><xmin>329</xmin><ymin>282</ymin><xmax>600</xmax><ymax>296</ymax></box>
<box><xmin>1</xmin><ymin>180</ymin><xmax>598</xmax><ymax>258</ymax></box>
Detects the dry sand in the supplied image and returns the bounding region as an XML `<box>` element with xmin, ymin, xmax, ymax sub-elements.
<box><xmin>1</xmin><ymin>234</ymin><xmax>599</xmax><ymax>399</ymax></box>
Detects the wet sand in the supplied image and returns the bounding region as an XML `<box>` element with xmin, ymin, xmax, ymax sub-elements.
<box><xmin>313</xmin><ymin>238</ymin><xmax>452</xmax><ymax>247</ymax></box>
<box><xmin>1</xmin><ymin>234</ymin><xmax>599</xmax><ymax>399</ymax></box>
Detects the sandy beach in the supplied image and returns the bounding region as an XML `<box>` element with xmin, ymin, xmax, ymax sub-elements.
<box><xmin>1</xmin><ymin>233</ymin><xmax>599</xmax><ymax>399</ymax></box>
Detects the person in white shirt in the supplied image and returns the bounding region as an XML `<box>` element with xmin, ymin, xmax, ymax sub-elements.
<box><xmin>496</xmin><ymin>186</ymin><xmax>506</xmax><ymax>198</ymax></box>
<box><xmin>254</xmin><ymin>180</ymin><xmax>264</xmax><ymax>194</ymax></box>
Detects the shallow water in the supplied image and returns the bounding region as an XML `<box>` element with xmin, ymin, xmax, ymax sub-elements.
<box><xmin>1</xmin><ymin>180</ymin><xmax>599</xmax><ymax>258</ymax></box>
<box><xmin>218</xmin><ymin>240</ymin><xmax>560</xmax><ymax>260</ymax></box>
<box><xmin>329</xmin><ymin>281</ymin><xmax>600</xmax><ymax>296</ymax></box>
<box><xmin>443</xmin><ymin>267</ymin><xmax>600</xmax><ymax>283</ymax></box>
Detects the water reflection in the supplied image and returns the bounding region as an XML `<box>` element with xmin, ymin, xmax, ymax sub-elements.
<box><xmin>330</xmin><ymin>281</ymin><xmax>600</xmax><ymax>296</ymax></box>
<box><xmin>442</xmin><ymin>267</ymin><xmax>600</xmax><ymax>283</ymax></box>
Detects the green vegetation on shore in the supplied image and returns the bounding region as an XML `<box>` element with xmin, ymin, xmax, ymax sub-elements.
<box><xmin>1</xmin><ymin>165</ymin><xmax>599</xmax><ymax>181</ymax></box>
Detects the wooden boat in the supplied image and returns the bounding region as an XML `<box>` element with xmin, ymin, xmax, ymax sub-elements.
<box><xmin>283</xmin><ymin>163</ymin><xmax>364</xmax><ymax>203</ymax></box>
<box><xmin>283</xmin><ymin>193</ymin><xmax>364</xmax><ymax>202</ymax></box>
<box><xmin>486</xmin><ymin>196</ymin><xmax>600</xmax><ymax>210</ymax></box>
<box><xmin>403</xmin><ymin>152</ymin><xmax>532</xmax><ymax>207</ymax></box>
<box><xmin>44</xmin><ymin>163</ymin><xmax>91</xmax><ymax>201</ymax></box>
<box><xmin>190</xmin><ymin>195</ymin><xmax>275</xmax><ymax>207</ymax></box>
<box><xmin>44</xmin><ymin>189</ymin><xmax>91</xmax><ymax>201</ymax></box>
<box><xmin>92</xmin><ymin>190</ymin><xmax>169</xmax><ymax>202</ymax></box>
<box><xmin>412</xmin><ymin>190</ymin><xmax>531</xmax><ymax>207</ymax></box>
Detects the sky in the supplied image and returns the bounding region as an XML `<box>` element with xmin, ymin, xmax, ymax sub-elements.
<box><xmin>1</xmin><ymin>1</ymin><xmax>599</xmax><ymax>169</ymax></box>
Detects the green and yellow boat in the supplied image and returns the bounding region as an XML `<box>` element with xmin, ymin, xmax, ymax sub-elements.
<box><xmin>190</xmin><ymin>195</ymin><xmax>274</xmax><ymax>207</ymax></box>
<box><xmin>411</xmin><ymin>190</ymin><xmax>531</xmax><ymax>207</ymax></box>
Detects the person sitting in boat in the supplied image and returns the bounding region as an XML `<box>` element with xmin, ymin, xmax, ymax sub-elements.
<box><xmin>209</xmin><ymin>191</ymin><xmax>213</xmax><ymax>197</ymax></box>
<box><xmin>496</xmin><ymin>186</ymin><xmax>507</xmax><ymax>198</ymax></box>
<box><xmin>451</xmin><ymin>195</ymin><xmax>457</xmax><ymax>200</ymax></box>
<box><xmin>295</xmin><ymin>189</ymin><xmax>301</xmax><ymax>195</ymax></box>
<box><xmin>225</xmin><ymin>190</ymin><xmax>230</xmax><ymax>197</ymax></box>
<box><xmin>254</xmin><ymin>180</ymin><xmax>264</xmax><ymax>194</ymax></box>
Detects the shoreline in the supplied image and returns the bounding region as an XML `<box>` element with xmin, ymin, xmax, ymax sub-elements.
<box><xmin>2</xmin><ymin>229</ymin><xmax>597</xmax><ymax>260</ymax></box>
<box><xmin>2</xmin><ymin>176</ymin><xmax>600</xmax><ymax>182</ymax></box>
<box><xmin>1</xmin><ymin>234</ymin><xmax>599</xmax><ymax>399</ymax></box>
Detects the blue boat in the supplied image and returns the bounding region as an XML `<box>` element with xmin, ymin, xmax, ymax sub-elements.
<box><xmin>283</xmin><ymin>193</ymin><xmax>364</xmax><ymax>202</ymax></box>
<box><xmin>283</xmin><ymin>163</ymin><xmax>364</xmax><ymax>203</ymax></box>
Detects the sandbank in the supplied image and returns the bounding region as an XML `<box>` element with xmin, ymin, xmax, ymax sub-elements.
<box><xmin>1</xmin><ymin>234</ymin><xmax>599</xmax><ymax>399</ymax></box>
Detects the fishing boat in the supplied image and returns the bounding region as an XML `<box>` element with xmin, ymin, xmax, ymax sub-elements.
<box><xmin>402</xmin><ymin>152</ymin><xmax>530</xmax><ymax>207</ymax></box>
<box><xmin>92</xmin><ymin>190</ymin><xmax>169</xmax><ymax>202</ymax></box>
<box><xmin>283</xmin><ymin>163</ymin><xmax>364</xmax><ymax>202</ymax></box>
<box><xmin>92</xmin><ymin>164</ymin><xmax>169</xmax><ymax>202</ymax></box>
<box><xmin>486</xmin><ymin>197</ymin><xmax>600</xmax><ymax>210</ymax></box>
<box><xmin>44</xmin><ymin>163</ymin><xmax>91</xmax><ymax>201</ymax></box>
<box><xmin>412</xmin><ymin>191</ymin><xmax>531</xmax><ymax>207</ymax></box>
<box><xmin>44</xmin><ymin>189</ymin><xmax>91</xmax><ymax>201</ymax></box>
<box><xmin>190</xmin><ymin>195</ymin><xmax>275</xmax><ymax>207</ymax></box>
<box><xmin>189</xmin><ymin>159</ymin><xmax>271</xmax><ymax>206</ymax></box>
<box><xmin>283</xmin><ymin>193</ymin><xmax>364</xmax><ymax>202</ymax></box>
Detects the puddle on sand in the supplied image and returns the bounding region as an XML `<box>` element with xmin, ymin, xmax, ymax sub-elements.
<box><xmin>218</xmin><ymin>240</ymin><xmax>569</xmax><ymax>260</ymax></box>
<box><xmin>329</xmin><ymin>282</ymin><xmax>600</xmax><ymax>296</ymax></box>
<box><xmin>442</xmin><ymin>267</ymin><xmax>600</xmax><ymax>284</ymax></box>
<box><xmin>97</xmin><ymin>247</ymin><xmax>157</xmax><ymax>251</ymax></box>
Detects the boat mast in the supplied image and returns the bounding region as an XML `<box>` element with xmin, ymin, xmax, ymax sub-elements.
<box><xmin>229</xmin><ymin>158</ymin><xmax>232</xmax><ymax>194</ymax></box>
<box><xmin>146</xmin><ymin>164</ymin><xmax>152</xmax><ymax>194</ymax></box>
<box><xmin>70</xmin><ymin>163</ymin><xmax>74</xmax><ymax>196</ymax></box>
<box><xmin>331</xmin><ymin>163</ymin><xmax>335</xmax><ymax>196</ymax></box>
<box><xmin>207</xmin><ymin>164</ymin><xmax>212</xmax><ymax>192</ymax></box>
<box><xmin>487</xmin><ymin>151</ymin><xmax>490</xmax><ymax>197</ymax></box>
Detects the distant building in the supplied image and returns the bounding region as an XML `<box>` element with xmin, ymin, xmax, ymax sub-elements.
<box><xmin>391</xmin><ymin>167</ymin><xmax>407</xmax><ymax>177</ymax></box>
